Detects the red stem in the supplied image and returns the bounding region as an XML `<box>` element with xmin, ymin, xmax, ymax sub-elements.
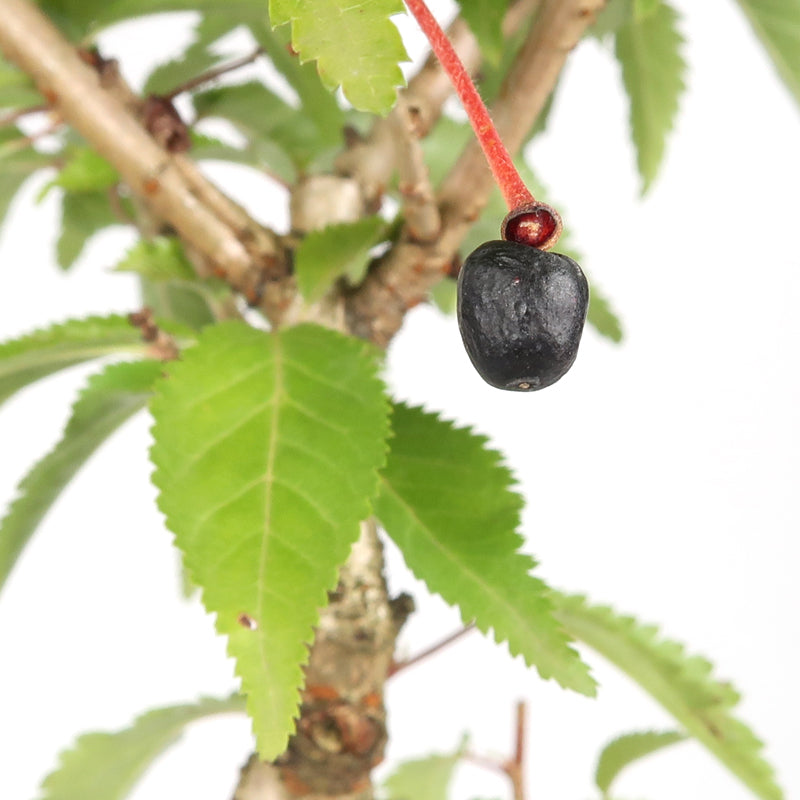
<box><xmin>403</xmin><ymin>0</ymin><xmax>534</xmax><ymax>211</ymax></box>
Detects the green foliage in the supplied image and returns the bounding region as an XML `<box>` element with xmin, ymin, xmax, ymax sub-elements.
<box><xmin>0</xmin><ymin>315</ymin><xmax>156</xmax><ymax>407</ymax></box>
<box><xmin>269</xmin><ymin>0</ymin><xmax>408</xmax><ymax>114</ymax></box>
<box><xmin>38</xmin><ymin>695</ymin><xmax>245</xmax><ymax>800</ymax></box>
<box><xmin>192</xmin><ymin>82</ymin><xmax>332</xmax><ymax>180</ymax></box>
<box><xmin>633</xmin><ymin>0</ymin><xmax>661</xmax><ymax>19</ymax></box>
<box><xmin>143</xmin><ymin>15</ymin><xmax>231</xmax><ymax>96</ymax></box>
<box><xmin>595</xmin><ymin>730</ymin><xmax>685</xmax><ymax>796</ymax></box>
<box><xmin>294</xmin><ymin>217</ymin><xmax>387</xmax><ymax>302</ymax></box>
<box><xmin>375</xmin><ymin>403</ymin><xmax>596</xmax><ymax>696</ymax></box>
<box><xmin>615</xmin><ymin>2</ymin><xmax>687</xmax><ymax>193</ymax></box>
<box><xmin>552</xmin><ymin>593</ymin><xmax>783</xmax><ymax>800</ymax></box>
<box><xmin>382</xmin><ymin>743</ymin><xmax>464</xmax><ymax>800</ymax></box>
<box><xmin>587</xmin><ymin>287</ymin><xmax>624</xmax><ymax>343</ymax></box>
<box><xmin>456</xmin><ymin>0</ymin><xmax>510</xmax><ymax>65</ymax></box>
<box><xmin>57</xmin><ymin>191</ymin><xmax>121</xmax><ymax>270</ymax></box>
<box><xmin>45</xmin><ymin>147</ymin><xmax>118</xmax><ymax>194</ymax></box>
<box><xmin>149</xmin><ymin>321</ymin><xmax>390</xmax><ymax>758</ymax></box>
<box><xmin>0</xmin><ymin>129</ymin><xmax>51</xmax><ymax>236</ymax></box>
<box><xmin>0</xmin><ymin>55</ymin><xmax>41</xmax><ymax>109</ymax></box>
<box><xmin>589</xmin><ymin>0</ymin><xmax>634</xmax><ymax>39</ymax></box>
<box><xmin>114</xmin><ymin>237</ymin><xmax>196</xmax><ymax>282</ymax></box>
<box><xmin>734</xmin><ymin>0</ymin><xmax>800</xmax><ymax>107</ymax></box>
<box><xmin>0</xmin><ymin>360</ymin><xmax>161</xmax><ymax>596</ymax></box>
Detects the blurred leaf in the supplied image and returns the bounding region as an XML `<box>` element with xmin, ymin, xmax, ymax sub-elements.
<box><xmin>734</xmin><ymin>0</ymin><xmax>800</xmax><ymax>108</ymax></box>
<box><xmin>114</xmin><ymin>237</ymin><xmax>196</xmax><ymax>282</ymax></box>
<box><xmin>634</xmin><ymin>0</ymin><xmax>661</xmax><ymax>19</ymax></box>
<box><xmin>150</xmin><ymin>322</ymin><xmax>390</xmax><ymax>759</ymax></box>
<box><xmin>429</xmin><ymin>278</ymin><xmax>457</xmax><ymax>315</ymax></box>
<box><xmin>615</xmin><ymin>2</ymin><xmax>687</xmax><ymax>193</ymax></box>
<box><xmin>587</xmin><ymin>285</ymin><xmax>624</xmax><ymax>343</ymax></box>
<box><xmin>294</xmin><ymin>217</ymin><xmax>386</xmax><ymax>302</ymax></box>
<box><xmin>38</xmin><ymin>695</ymin><xmax>245</xmax><ymax>800</ymax></box>
<box><xmin>0</xmin><ymin>361</ymin><xmax>162</xmax><ymax>597</ymax></box>
<box><xmin>552</xmin><ymin>593</ymin><xmax>784</xmax><ymax>800</ymax></box>
<box><xmin>269</xmin><ymin>0</ymin><xmax>407</xmax><ymax>113</ymax></box>
<box><xmin>0</xmin><ymin>315</ymin><xmax>153</xmax><ymax>407</ymax></box>
<box><xmin>0</xmin><ymin>55</ymin><xmax>41</xmax><ymax>109</ymax></box>
<box><xmin>193</xmin><ymin>81</ymin><xmax>331</xmax><ymax>178</ymax></box>
<box><xmin>375</xmin><ymin>403</ymin><xmax>596</xmax><ymax>696</ymax></box>
<box><xmin>45</xmin><ymin>147</ymin><xmax>118</xmax><ymax>195</ymax></box>
<box><xmin>0</xmin><ymin>128</ymin><xmax>51</xmax><ymax>236</ymax></box>
<box><xmin>382</xmin><ymin>745</ymin><xmax>465</xmax><ymax>800</ymax></box>
<box><xmin>140</xmin><ymin>280</ymin><xmax>217</xmax><ymax>331</ymax></box>
<box><xmin>250</xmin><ymin>23</ymin><xmax>345</xmax><ymax>135</ymax></box>
<box><xmin>595</xmin><ymin>730</ymin><xmax>685</xmax><ymax>796</ymax></box>
<box><xmin>143</xmin><ymin>16</ymin><xmax>233</xmax><ymax>96</ymax></box>
<box><xmin>456</xmin><ymin>0</ymin><xmax>509</xmax><ymax>64</ymax></box>
<box><xmin>57</xmin><ymin>190</ymin><xmax>120</xmax><ymax>270</ymax></box>
<box><xmin>589</xmin><ymin>0</ymin><xmax>633</xmax><ymax>39</ymax></box>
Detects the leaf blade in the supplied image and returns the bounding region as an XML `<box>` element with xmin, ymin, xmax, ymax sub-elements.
<box><xmin>552</xmin><ymin>592</ymin><xmax>784</xmax><ymax>800</ymax></box>
<box><xmin>269</xmin><ymin>0</ymin><xmax>408</xmax><ymax>114</ymax></box>
<box><xmin>294</xmin><ymin>217</ymin><xmax>386</xmax><ymax>302</ymax></box>
<box><xmin>734</xmin><ymin>0</ymin><xmax>800</xmax><ymax>108</ymax></box>
<box><xmin>0</xmin><ymin>360</ymin><xmax>162</xmax><ymax>597</ymax></box>
<box><xmin>595</xmin><ymin>729</ymin><xmax>685</xmax><ymax>795</ymax></box>
<box><xmin>0</xmin><ymin>315</ymin><xmax>154</xmax><ymax>408</ymax></box>
<box><xmin>149</xmin><ymin>321</ymin><xmax>390</xmax><ymax>758</ymax></box>
<box><xmin>375</xmin><ymin>404</ymin><xmax>596</xmax><ymax>696</ymax></box>
<box><xmin>38</xmin><ymin>695</ymin><xmax>245</xmax><ymax>800</ymax></box>
<box><xmin>615</xmin><ymin>2</ymin><xmax>686</xmax><ymax>193</ymax></box>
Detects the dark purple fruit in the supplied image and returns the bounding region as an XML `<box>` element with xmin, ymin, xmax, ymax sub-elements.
<box><xmin>457</xmin><ymin>240</ymin><xmax>589</xmax><ymax>391</ymax></box>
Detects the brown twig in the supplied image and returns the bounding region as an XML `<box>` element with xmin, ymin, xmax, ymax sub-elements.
<box><xmin>161</xmin><ymin>47</ymin><xmax>264</xmax><ymax>101</ymax></box>
<box><xmin>128</xmin><ymin>307</ymin><xmax>181</xmax><ymax>361</ymax></box>
<box><xmin>388</xmin><ymin>622</ymin><xmax>476</xmax><ymax>676</ymax></box>
<box><xmin>0</xmin><ymin>0</ymin><xmax>292</xmax><ymax>324</ymax></box>
<box><xmin>391</xmin><ymin>96</ymin><xmax>440</xmax><ymax>243</ymax></box>
<box><xmin>463</xmin><ymin>701</ymin><xmax>528</xmax><ymax>800</ymax></box>
<box><xmin>346</xmin><ymin>0</ymin><xmax>607</xmax><ymax>346</ymax></box>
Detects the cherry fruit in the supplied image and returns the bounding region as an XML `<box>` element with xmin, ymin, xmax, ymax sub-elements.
<box><xmin>457</xmin><ymin>241</ymin><xmax>589</xmax><ymax>391</ymax></box>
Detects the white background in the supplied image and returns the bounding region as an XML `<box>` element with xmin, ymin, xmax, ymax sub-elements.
<box><xmin>0</xmin><ymin>1</ymin><xmax>798</xmax><ymax>799</ymax></box>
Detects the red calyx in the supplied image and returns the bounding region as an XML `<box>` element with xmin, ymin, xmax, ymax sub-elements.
<box><xmin>501</xmin><ymin>203</ymin><xmax>563</xmax><ymax>251</ymax></box>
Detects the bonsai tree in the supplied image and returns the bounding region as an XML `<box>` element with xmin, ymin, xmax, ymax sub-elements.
<box><xmin>0</xmin><ymin>0</ymin><xmax>797</xmax><ymax>798</ymax></box>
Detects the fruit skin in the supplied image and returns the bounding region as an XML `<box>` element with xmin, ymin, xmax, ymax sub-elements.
<box><xmin>457</xmin><ymin>240</ymin><xmax>589</xmax><ymax>391</ymax></box>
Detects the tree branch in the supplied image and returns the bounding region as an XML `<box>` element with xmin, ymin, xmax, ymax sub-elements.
<box><xmin>346</xmin><ymin>0</ymin><xmax>607</xmax><ymax>346</ymax></box>
<box><xmin>0</xmin><ymin>0</ymin><xmax>293</xmax><ymax>322</ymax></box>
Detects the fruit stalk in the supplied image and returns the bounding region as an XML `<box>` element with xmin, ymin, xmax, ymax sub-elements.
<box><xmin>403</xmin><ymin>0</ymin><xmax>533</xmax><ymax>211</ymax></box>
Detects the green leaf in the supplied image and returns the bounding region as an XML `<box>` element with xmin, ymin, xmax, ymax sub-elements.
<box><xmin>429</xmin><ymin>278</ymin><xmax>457</xmax><ymax>315</ymax></box>
<box><xmin>250</xmin><ymin>23</ymin><xmax>345</xmax><ymax>136</ymax></box>
<box><xmin>57</xmin><ymin>191</ymin><xmax>121</xmax><ymax>270</ymax></box>
<box><xmin>143</xmin><ymin>16</ymin><xmax>233</xmax><ymax>96</ymax></box>
<box><xmin>269</xmin><ymin>0</ymin><xmax>408</xmax><ymax>114</ymax></box>
<box><xmin>139</xmin><ymin>280</ymin><xmax>218</xmax><ymax>331</ymax></box>
<box><xmin>0</xmin><ymin>361</ymin><xmax>162</xmax><ymax>597</ymax></box>
<box><xmin>295</xmin><ymin>217</ymin><xmax>386</xmax><ymax>302</ymax></box>
<box><xmin>150</xmin><ymin>321</ymin><xmax>390</xmax><ymax>758</ymax></box>
<box><xmin>734</xmin><ymin>0</ymin><xmax>800</xmax><ymax>108</ymax></box>
<box><xmin>382</xmin><ymin>746</ymin><xmax>464</xmax><ymax>800</ymax></box>
<box><xmin>0</xmin><ymin>55</ymin><xmax>41</xmax><ymax>109</ymax></box>
<box><xmin>38</xmin><ymin>695</ymin><xmax>245</xmax><ymax>800</ymax></box>
<box><xmin>551</xmin><ymin>593</ymin><xmax>784</xmax><ymax>800</ymax></box>
<box><xmin>193</xmin><ymin>82</ymin><xmax>330</xmax><ymax>178</ymax></box>
<box><xmin>0</xmin><ymin>128</ymin><xmax>51</xmax><ymax>235</ymax></box>
<box><xmin>456</xmin><ymin>0</ymin><xmax>510</xmax><ymax>64</ymax></box>
<box><xmin>633</xmin><ymin>0</ymin><xmax>660</xmax><ymax>20</ymax></box>
<box><xmin>595</xmin><ymin>730</ymin><xmax>685</xmax><ymax>796</ymax></box>
<box><xmin>587</xmin><ymin>285</ymin><xmax>624</xmax><ymax>343</ymax></box>
<box><xmin>0</xmin><ymin>315</ymin><xmax>155</xmax><ymax>408</ymax></box>
<box><xmin>589</xmin><ymin>0</ymin><xmax>633</xmax><ymax>39</ymax></box>
<box><xmin>375</xmin><ymin>404</ymin><xmax>596</xmax><ymax>696</ymax></box>
<box><xmin>114</xmin><ymin>237</ymin><xmax>196</xmax><ymax>282</ymax></box>
<box><xmin>45</xmin><ymin>147</ymin><xmax>118</xmax><ymax>195</ymax></box>
<box><xmin>615</xmin><ymin>2</ymin><xmax>687</xmax><ymax>193</ymax></box>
